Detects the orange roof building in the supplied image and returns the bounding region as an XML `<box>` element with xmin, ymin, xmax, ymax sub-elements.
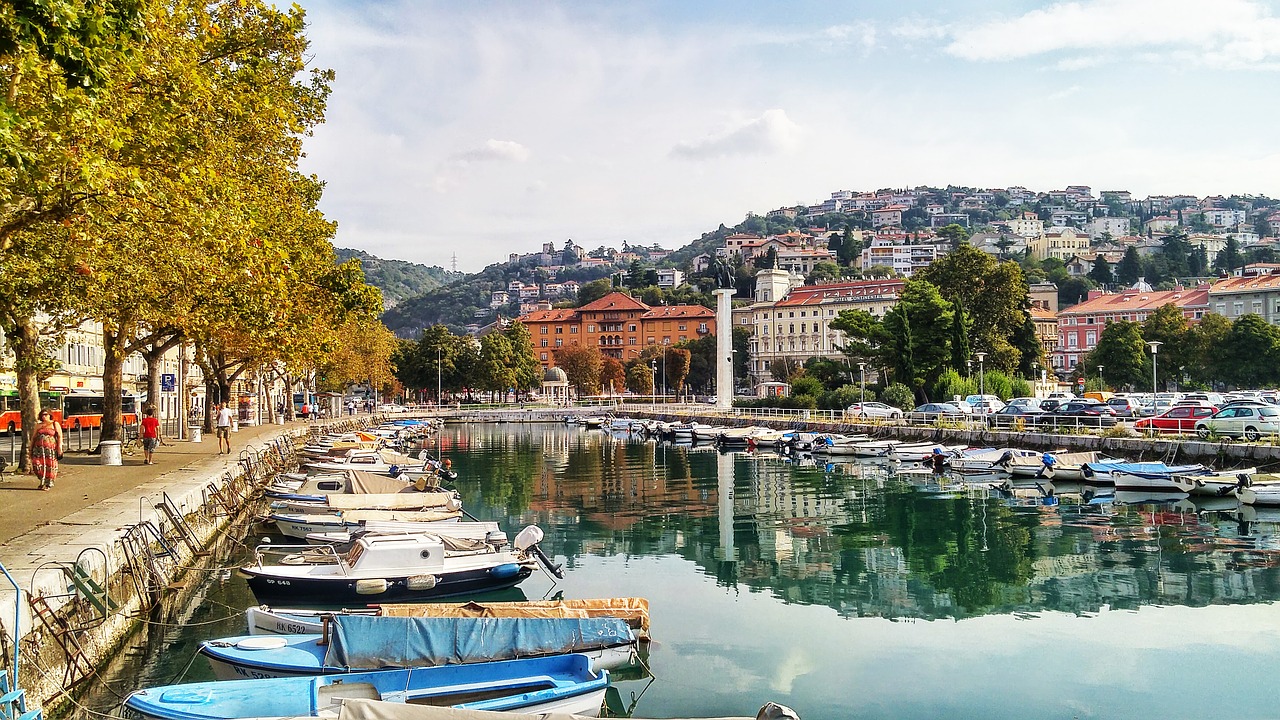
<box><xmin>517</xmin><ymin>292</ymin><xmax>715</xmax><ymax>368</ymax></box>
<box><xmin>1054</xmin><ymin>285</ymin><xmax>1209</xmax><ymax>373</ymax></box>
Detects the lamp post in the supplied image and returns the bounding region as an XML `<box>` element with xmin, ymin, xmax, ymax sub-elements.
<box><xmin>1146</xmin><ymin>341</ymin><xmax>1161</xmax><ymax>397</ymax></box>
<box><xmin>661</xmin><ymin>348</ymin><xmax>667</xmax><ymax>406</ymax></box>
<box><xmin>974</xmin><ymin>352</ymin><xmax>987</xmax><ymax>414</ymax></box>
<box><xmin>1097</xmin><ymin>365</ymin><xmax>1104</xmax><ymax>392</ymax></box>
<box><xmin>436</xmin><ymin>346</ymin><xmax>442</xmax><ymax>407</ymax></box>
<box><xmin>858</xmin><ymin>361</ymin><xmax>867</xmax><ymax>404</ymax></box>
<box><xmin>650</xmin><ymin>359</ymin><xmax>657</xmax><ymax>412</ymax></box>
<box><xmin>1031</xmin><ymin>362</ymin><xmax>1039</xmax><ymax>397</ymax></box>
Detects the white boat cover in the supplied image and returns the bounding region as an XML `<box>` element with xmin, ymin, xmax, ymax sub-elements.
<box><xmin>326</xmin><ymin>491</ymin><xmax>455</xmax><ymax>511</ymax></box>
<box><xmin>315</xmin><ymin>697</ymin><xmax>795</xmax><ymax>720</ymax></box>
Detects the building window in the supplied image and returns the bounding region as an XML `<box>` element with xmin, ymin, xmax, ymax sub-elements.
<box><xmin>540</xmin><ymin>339</ymin><xmax>548</xmax><ymax>347</ymax></box>
<box><xmin>555</xmin><ymin>326</ymin><xmax>563</xmax><ymax>334</ymax></box>
<box><xmin>540</xmin><ymin>352</ymin><xmax>548</xmax><ymax>361</ymax></box>
<box><xmin>540</xmin><ymin>326</ymin><xmax>548</xmax><ymax>334</ymax></box>
<box><xmin>570</xmin><ymin>326</ymin><xmax>578</xmax><ymax>334</ymax></box>
<box><xmin>587</xmin><ymin>325</ymin><xmax>595</xmax><ymax>333</ymax></box>
<box><xmin>678</xmin><ymin>324</ymin><xmax>686</xmax><ymax>331</ymax></box>
<box><xmin>555</xmin><ymin>339</ymin><xmax>562</xmax><ymax>347</ymax></box>
<box><xmin>1067</xmin><ymin>335</ymin><xmax>1078</xmax><ymax>348</ymax></box>
<box><xmin>629</xmin><ymin>324</ymin><xmax>637</xmax><ymax>332</ymax></box>
<box><xmin>1086</xmin><ymin>331</ymin><xmax>1097</xmax><ymax>346</ymax></box>
<box><xmin>1234</xmin><ymin>302</ymin><xmax>1244</xmax><ymax>316</ymax></box>
<box><xmin>629</xmin><ymin>338</ymin><xmax>637</xmax><ymax>345</ymax></box>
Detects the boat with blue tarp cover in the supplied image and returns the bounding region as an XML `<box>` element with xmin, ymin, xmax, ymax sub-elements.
<box><xmin>1081</xmin><ymin>461</ymin><xmax>1209</xmax><ymax>491</ymax></box>
<box><xmin>224</xmin><ymin>696</ymin><xmax>801</xmax><ymax>720</ymax></box>
<box><xmin>199</xmin><ymin>615</ymin><xmax>638</xmax><ymax>680</ymax></box>
<box><xmin>123</xmin><ymin>654</ymin><xmax>609</xmax><ymax>719</ymax></box>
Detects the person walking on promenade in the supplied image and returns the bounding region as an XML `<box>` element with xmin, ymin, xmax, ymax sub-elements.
<box><xmin>216</xmin><ymin>402</ymin><xmax>234</xmax><ymax>454</ymax></box>
<box><xmin>31</xmin><ymin>409</ymin><xmax>63</xmax><ymax>490</ymax></box>
<box><xmin>140</xmin><ymin>407</ymin><xmax>162</xmax><ymax>465</ymax></box>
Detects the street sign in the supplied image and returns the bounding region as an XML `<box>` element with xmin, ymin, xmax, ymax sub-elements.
<box><xmin>1076</xmin><ymin>377</ymin><xmax>1085</xmax><ymax>388</ymax></box>
<box><xmin>161</xmin><ymin>373</ymin><xmax>176</xmax><ymax>392</ymax></box>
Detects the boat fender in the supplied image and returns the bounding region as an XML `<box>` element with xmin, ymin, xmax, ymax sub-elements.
<box><xmin>355</xmin><ymin>578</ymin><xmax>388</xmax><ymax>595</ymax></box>
<box><xmin>490</xmin><ymin>563</ymin><xmax>522</xmax><ymax>579</ymax></box>
<box><xmin>406</xmin><ymin>574</ymin><xmax>438</xmax><ymax>591</ymax></box>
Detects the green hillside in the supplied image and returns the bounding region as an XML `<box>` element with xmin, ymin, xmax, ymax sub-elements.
<box><xmin>335</xmin><ymin>247</ymin><xmax>457</xmax><ymax>308</ymax></box>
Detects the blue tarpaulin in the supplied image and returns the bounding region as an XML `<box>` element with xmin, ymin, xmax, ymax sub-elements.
<box><xmin>324</xmin><ymin>615</ymin><xmax>634</xmax><ymax>669</ymax></box>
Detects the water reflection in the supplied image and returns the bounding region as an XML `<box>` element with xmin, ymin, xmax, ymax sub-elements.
<box><xmin>444</xmin><ymin>424</ymin><xmax>1280</xmax><ymax>620</ymax></box>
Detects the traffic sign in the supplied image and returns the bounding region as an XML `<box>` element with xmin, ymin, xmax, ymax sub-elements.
<box><xmin>161</xmin><ymin>373</ymin><xmax>176</xmax><ymax>392</ymax></box>
<box><xmin>1076</xmin><ymin>377</ymin><xmax>1085</xmax><ymax>387</ymax></box>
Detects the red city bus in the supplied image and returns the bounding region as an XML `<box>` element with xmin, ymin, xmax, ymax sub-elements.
<box><xmin>0</xmin><ymin>391</ymin><xmax>64</xmax><ymax>434</ymax></box>
<box><xmin>60</xmin><ymin>392</ymin><xmax>139</xmax><ymax>430</ymax></box>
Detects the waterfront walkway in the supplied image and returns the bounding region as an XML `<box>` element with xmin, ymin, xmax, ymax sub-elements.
<box><xmin>0</xmin><ymin>421</ymin><xmax>306</xmax><ymax>546</ymax></box>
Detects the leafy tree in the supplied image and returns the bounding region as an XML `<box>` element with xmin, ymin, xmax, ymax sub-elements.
<box><xmin>1058</xmin><ymin>277</ymin><xmax>1095</xmax><ymax>308</ymax></box>
<box><xmin>663</xmin><ymin>347</ymin><xmax>692</xmax><ymax>395</ymax></box>
<box><xmin>830</xmin><ymin>309</ymin><xmax>889</xmax><ymax>368</ymax></box>
<box><xmin>1216</xmin><ymin>236</ymin><xmax>1242</xmax><ymax>274</ymax></box>
<box><xmin>1142</xmin><ymin>304</ymin><xmax>1191</xmax><ymax>389</ymax></box>
<box><xmin>477</xmin><ymin>333</ymin><xmax>516</xmax><ymax>399</ymax></box>
<box><xmin>1219</xmin><ymin>314</ymin><xmax>1280</xmax><ymax>388</ymax></box>
<box><xmin>1160</xmin><ymin>232</ymin><xmax>1191</xmax><ymax>278</ymax></box>
<box><xmin>756</xmin><ymin>247</ymin><xmax>778</xmax><ymax>270</ymax></box>
<box><xmin>1088</xmin><ymin>256</ymin><xmax>1114</xmax><ymax>286</ymax></box>
<box><xmin>880</xmin><ymin>383</ymin><xmax>915</xmax><ymax>410</ymax></box>
<box><xmin>935</xmin><ymin>223</ymin><xmax>970</xmax><ymax>249</ymax></box>
<box><xmin>837</xmin><ymin>225</ymin><xmax>861</xmax><ymax>266</ymax></box>
<box><xmin>1012</xmin><ymin>312</ymin><xmax>1045</xmax><ymax>378</ymax></box>
<box><xmin>806</xmin><ymin>261</ymin><xmax>842</xmax><ymax>284</ymax></box>
<box><xmin>1117</xmin><ymin>247</ymin><xmax>1142</xmax><ymax>286</ymax></box>
<box><xmin>949</xmin><ymin>295</ymin><xmax>970</xmax><ymax>375</ymax></box>
<box><xmin>1189</xmin><ymin>246</ymin><xmax>1209</xmax><ymax>277</ymax></box>
<box><xmin>1186</xmin><ymin>313</ymin><xmax>1231</xmax><ymax>387</ymax></box>
<box><xmin>789</xmin><ymin>375</ymin><xmax>823</xmax><ymax>399</ymax></box>
<box><xmin>1083</xmin><ymin>321</ymin><xmax>1148</xmax><ymax>389</ymax></box>
<box><xmin>625</xmin><ymin>363</ymin><xmax>653</xmax><ymax>395</ymax></box>
<box><xmin>882</xmin><ymin>280</ymin><xmax>952</xmax><ymax>398</ymax></box>
<box><xmin>553</xmin><ymin>345</ymin><xmax>603</xmax><ymax>396</ymax></box>
<box><xmin>916</xmin><ymin>245</ymin><xmax>1027</xmax><ymax>371</ymax></box>
<box><xmin>600</xmin><ymin>357</ymin><xmax>625</xmax><ymax>395</ymax></box>
<box><xmin>503</xmin><ymin>322</ymin><xmax>542</xmax><ymax>393</ymax></box>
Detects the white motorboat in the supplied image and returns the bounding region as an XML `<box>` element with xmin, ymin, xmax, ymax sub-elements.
<box><xmin>272</xmin><ymin>509</ymin><xmax>464</xmax><ymax>540</ymax></box>
<box><xmin>949</xmin><ymin>448</ymin><xmax>1038</xmax><ymax>473</ymax></box>
<box><xmin>272</xmin><ymin>489</ymin><xmax>462</xmax><ymax>516</ymax></box>
<box><xmin>1171</xmin><ymin>467</ymin><xmax>1256</xmax><ymax>496</ymax></box>
<box><xmin>889</xmin><ymin>443</ymin><xmax>966</xmax><ymax>464</ymax></box>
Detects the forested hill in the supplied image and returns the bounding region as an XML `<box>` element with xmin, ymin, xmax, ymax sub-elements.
<box><xmin>335</xmin><ymin>248</ymin><xmax>457</xmax><ymax>308</ymax></box>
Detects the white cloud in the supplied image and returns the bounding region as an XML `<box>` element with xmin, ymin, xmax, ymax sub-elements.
<box><xmin>452</xmin><ymin>139</ymin><xmax>531</xmax><ymax>165</ymax></box>
<box><xmin>1046</xmin><ymin>85</ymin><xmax>1081</xmax><ymax>100</ymax></box>
<box><xmin>942</xmin><ymin>0</ymin><xmax>1280</xmax><ymax>68</ymax></box>
<box><xmin>670</xmin><ymin>109</ymin><xmax>803</xmax><ymax>161</ymax></box>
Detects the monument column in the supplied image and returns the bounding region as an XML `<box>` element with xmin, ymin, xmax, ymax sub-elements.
<box><xmin>715</xmin><ymin>288</ymin><xmax>734</xmax><ymax>409</ymax></box>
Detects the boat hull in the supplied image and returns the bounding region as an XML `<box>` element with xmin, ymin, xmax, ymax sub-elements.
<box><xmin>240</xmin><ymin>564</ymin><xmax>533</xmax><ymax>605</ymax></box>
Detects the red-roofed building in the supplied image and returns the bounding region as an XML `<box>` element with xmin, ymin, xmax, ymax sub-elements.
<box><xmin>1207</xmin><ymin>273</ymin><xmax>1280</xmax><ymax>324</ymax></box>
<box><xmin>1053</xmin><ymin>284</ymin><xmax>1209</xmax><ymax>373</ymax></box>
<box><xmin>517</xmin><ymin>292</ymin><xmax>715</xmax><ymax>368</ymax></box>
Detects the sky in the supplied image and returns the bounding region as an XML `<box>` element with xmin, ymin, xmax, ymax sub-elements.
<box><xmin>293</xmin><ymin>0</ymin><xmax>1280</xmax><ymax>272</ymax></box>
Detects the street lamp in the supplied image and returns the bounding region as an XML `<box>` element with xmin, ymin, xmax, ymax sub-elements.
<box><xmin>857</xmin><ymin>361</ymin><xmax>867</xmax><ymax>404</ymax></box>
<box><xmin>436</xmin><ymin>346</ymin><xmax>442</xmax><ymax>407</ymax></box>
<box><xmin>1146</xmin><ymin>341</ymin><xmax>1162</xmax><ymax>398</ymax></box>
<box><xmin>1097</xmin><ymin>365</ymin><xmax>1104</xmax><ymax>392</ymax></box>
<box><xmin>650</xmin><ymin>359</ymin><xmax>657</xmax><ymax>412</ymax></box>
<box><xmin>974</xmin><ymin>352</ymin><xmax>987</xmax><ymax>413</ymax></box>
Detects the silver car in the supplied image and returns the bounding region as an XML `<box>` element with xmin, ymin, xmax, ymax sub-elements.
<box><xmin>1195</xmin><ymin>405</ymin><xmax>1280</xmax><ymax>441</ymax></box>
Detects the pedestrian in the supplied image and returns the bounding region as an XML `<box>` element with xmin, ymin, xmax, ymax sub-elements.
<box><xmin>31</xmin><ymin>409</ymin><xmax>63</xmax><ymax>491</ymax></box>
<box><xmin>216</xmin><ymin>402</ymin><xmax>234</xmax><ymax>454</ymax></box>
<box><xmin>140</xmin><ymin>406</ymin><xmax>162</xmax><ymax>465</ymax></box>
<box><xmin>300</xmin><ymin>401</ymin><xmax>310</xmax><ymax>420</ymax></box>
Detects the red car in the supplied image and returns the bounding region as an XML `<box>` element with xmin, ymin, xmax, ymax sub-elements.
<box><xmin>1134</xmin><ymin>406</ymin><xmax>1216</xmax><ymax>434</ymax></box>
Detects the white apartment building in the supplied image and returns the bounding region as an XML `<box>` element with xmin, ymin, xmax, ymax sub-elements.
<box><xmin>746</xmin><ymin>270</ymin><xmax>904</xmax><ymax>385</ymax></box>
<box><xmin>1088</xmin><ymin>216</ymin><xmax>1131</xmax><ymax>240</ymax></box>
<box><xmin>859</xmin><ymin>238</ymin><xmax>945</xmax><ymax>276</ymax></box>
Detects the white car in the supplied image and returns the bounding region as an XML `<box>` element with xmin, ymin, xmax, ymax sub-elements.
<box><xmin>1196</xmin><ymin>405</ymin><xmax>1280</xmax><ymax>441</ymax></box>
<box><xmin>845</xmin><ymin>402</ymin><xmax>903</xmax><ymax>420</ymax></box>
<box><xmin>377</xmin><ymin>403</ymin><xmax>407</xmax><ymax>413</ymax></box>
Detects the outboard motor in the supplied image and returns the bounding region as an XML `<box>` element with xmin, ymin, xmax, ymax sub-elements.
<box><xmin>514</xmin><ymin>525</ymin><xmax>564</xmax><ymax>579</ymax></box>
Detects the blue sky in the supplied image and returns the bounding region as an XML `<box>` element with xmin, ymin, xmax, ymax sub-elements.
<box><xmin>293</xmin><ymin>0</ymin><xmax>1280</xmax><ymax>271</ymax></box>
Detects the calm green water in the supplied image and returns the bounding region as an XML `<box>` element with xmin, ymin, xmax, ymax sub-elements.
<box><xmin>93</xmin><ymin>423</ymin><xmax>1280</xmax><ymax>719</ymax></box>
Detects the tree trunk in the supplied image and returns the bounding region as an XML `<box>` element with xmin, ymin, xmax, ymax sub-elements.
<box><xmin>101</xmin><ymin>324</ymin><xmax>128</xmax><ymax>443</ymax></box>
<box><xmin>9</xmin><ymin>317</ymin><xmax>42</xmax><ymax>471</ymax></box>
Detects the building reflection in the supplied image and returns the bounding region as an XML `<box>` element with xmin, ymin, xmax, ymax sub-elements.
<box><xmin>447</xmin><ymin>425</ymin><xmax>1280</xmax><ymax>619</ymax></box>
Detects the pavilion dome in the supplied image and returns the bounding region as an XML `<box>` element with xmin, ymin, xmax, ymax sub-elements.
<box><xmin>543</xmin><ymin>367</ymin><xmax>568</xmax><ymax>383</ymax></box>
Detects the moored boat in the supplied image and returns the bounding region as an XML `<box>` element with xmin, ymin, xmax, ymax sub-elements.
<box><xmin>200</xmin><ymin>615</ymin><xmax>638</xmax><ymax>680</ymax></box>
<box><xmin>123</xmin><ymin>654</ymin><xmax>609</xmax><ymax>719</ymax></box>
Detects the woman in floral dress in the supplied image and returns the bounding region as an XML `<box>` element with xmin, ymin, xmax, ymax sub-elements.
<box><xmin>30</xmin><ymin>409</ymin><xmax>62</xmax><ymax>490</ymax></box>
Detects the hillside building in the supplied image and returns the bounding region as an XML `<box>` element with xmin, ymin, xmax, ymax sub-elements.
<box><xmin>517</xmin><ymin>292</ymin><xmax>715</xmax><ymax>368</ymax></box>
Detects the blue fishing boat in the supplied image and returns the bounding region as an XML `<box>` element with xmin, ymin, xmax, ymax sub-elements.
<box><xmin>199</xmin><ymin>615</ymin><xmax>638</xmax><ymax>680</ymax></box>
<box><xmin>123</xmin><ymin>654</ymin><xmax>608</xmax><ymax>719</ymax></box>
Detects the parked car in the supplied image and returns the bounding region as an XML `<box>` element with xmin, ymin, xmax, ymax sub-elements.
<box><xmin>1005</xmin><ymin>397</ymin><xmax>1043</xmax><ymax>411</ymax></box>
<box><xmin>1182</xmin><ymin>392</ymin><xmax>1226</xmax><ymax>406</ymax></box>
<box><xmin>1172</xmin><ymin>399</ymin><xmax>1217</xmax><ymax>410</ymax></box>
<box><xmin>846</xmin><ymin>402</ymin><xmax>903</xmax><ymax>420</ymax></box>
<box><xmin>1048</xmin><ymin>399</ymin><xmax>1118</xmax><ymax>428</ymax></box>
<box><xmin>1039</xmin><ymin>398</ymin><xmax>1064</xmax><ymax>413</ymax></box>
<box><xmin>1195</xmin><ymin>405</ymin><xmax>1280</xmax><ymax>441</ymax></box>
<box><xmin>964</xmin><ymin>395</ymin><xmax>1007</xmax><ymax>414</ymax></box>
<box><xmin>1133</xmin><ymin>406</ymin><xmax>1215</xmax><ymax>434</ymax></box>
<box><xmin>987</xmin><ymin>405</ymin><xmax>1047</xmax><ymax>428</ymax></box>
<box><xmin>1106</xmin><ymin>396</ymin><xmax>1148</xmax><ymax>418</ymax></box>
<box><xmin>911</xmin><ymin>403</ymin><xmax>967</xmax><ymax>420</ymax></box>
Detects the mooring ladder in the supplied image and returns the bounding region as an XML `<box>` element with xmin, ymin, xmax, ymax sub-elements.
<box><xmin>26</xmin><ymin>595</ymin><xmax>93</xmax><ymax>691</ymax></box>
<box><xmin>154</xmin><ymin>493</ymin><xmax>205</xmax><ymax>557</ymax></box>
<box><xmin>0</xmin><ymin>560</ymin><xmax>41</xmax><ymax>720</ymax></box>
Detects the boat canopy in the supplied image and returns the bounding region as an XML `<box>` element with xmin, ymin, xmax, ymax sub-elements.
<box><xmin>330</xmin><ymin>696</ymin><xmax>794</xmax><ymax>720</ymax></box>
<box><xmin>323</xmin><ymin>615</ymin><xmax>633</xmax><ymax>669</ymax></box>
<box><xmin>345</xmin><ymin>471</ymin><xmax>417</xmax><ymax>495</ymax></box>
<box><xmin>326</xmin><ymin>491</ymin><xmax>455</xmax><ymax>511</ymax></box>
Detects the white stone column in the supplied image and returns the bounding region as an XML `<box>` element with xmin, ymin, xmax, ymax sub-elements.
<box><xmin>714</xmin><ymin>451</ymin><xmax>737</xmax><ymax>564</ymax></box>
<box><xmin>715</xmin><ymin>289</ymin><xmax>734</xmax><ymax>409</ymax></box>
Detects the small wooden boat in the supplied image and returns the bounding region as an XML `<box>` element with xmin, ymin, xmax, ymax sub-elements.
<box><xmin>305</xmin><ymin>521</ymin><xmax>505</xmax><ymax>549</ymax></box>
<box><xmin>1002</xmin><ymin>451</ymin><xmax>1102</xmax><ymax>480</ymax></box>
<box><xmin>272</xmin><ymin>489</ymin><xmax>461</xmax><ymax>516</ymax></box>
<box><xmin>123</xmin><ymin>654</ymin><xmax>608</xmax><ymax>719</ymax></box>
<box><xmin>949</xmin><ymin>448</ymin><xmax>1038</xmax><ymax>473</ymax></box>
<box><xmin>247</xmin><ymin>598</ymin><xmax>651</xmax><ymax>640</ymax></box>
<box><xmin>1171</xmin><ymin>467</ymin><xmax>1256</xmax><ymax>496</ymax></box>
<box><xmin>265</xmin><ymin>470</ymin><xmax>418</xmax><ymax>502</ymax></box>
<box><xmin>239</xmin><ymin>526</ymin><xmax>559</xmax><ymax>604</ymax></box>
<box><xmin>1235</xmin><ymin>474</ymin><xmax>1280</xmax><ymax>505</ymax></box>
<box><xmin>889</xmin><ymin>443</ymin><xmax>966</xmax><ymax>464</ymax></box>
<box><xmin>200</xmin><ymin>615</ymin><xmax>638</xmax><ymax>680</ymax></box>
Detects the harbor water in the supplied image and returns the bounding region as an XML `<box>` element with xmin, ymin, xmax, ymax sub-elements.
<box><xmin>90</xmin><ymin>423</ymin><xmax>1280</xmax><ymax>719</ymax></box>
